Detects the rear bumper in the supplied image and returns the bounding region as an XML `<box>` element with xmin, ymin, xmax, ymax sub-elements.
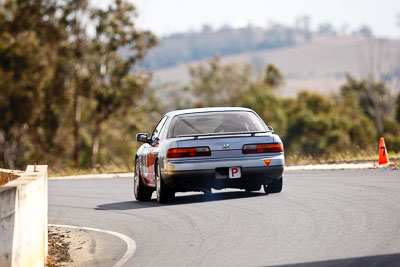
<box><xmin>161</xmin><ymin>154</ymin><xmax>284</xmax><ymax>191</ymax></box>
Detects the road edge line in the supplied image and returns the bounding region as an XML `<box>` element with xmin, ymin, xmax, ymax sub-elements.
<box><xmin>49</xmin><ymin>224</ymin><xmax>136</xmax><ymax>267</ymax></box>
<box><xmin>49</xmin><ymin>173</ymin><xmax>134</xmax><ymax>180</ymax></box>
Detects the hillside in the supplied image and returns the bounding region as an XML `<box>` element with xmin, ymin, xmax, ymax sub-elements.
<box><xmin>151</xmin><ymin>35</ymin><xmax>400</xmax><ymax>97</ymax></box>
<box><xmin>143</xmin><ymin>25</ymin><xmax>311</xmax><ymax>70</ymax></box>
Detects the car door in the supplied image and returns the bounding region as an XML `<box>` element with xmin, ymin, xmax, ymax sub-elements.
<box><xmin>142</xmin><ymin>116</ymin><xmax>168</xmax><ymax>185</ymax></box>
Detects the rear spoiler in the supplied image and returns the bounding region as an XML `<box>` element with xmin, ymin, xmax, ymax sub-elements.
<box><xmin>175</xmin><ymin>130</ymin><xmax>270</xmax><ymax>139</ymax></box>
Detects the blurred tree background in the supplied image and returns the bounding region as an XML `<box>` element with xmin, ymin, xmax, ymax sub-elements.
<box><xmin>181</xmin><ymin>56</ymin><xmax>400</xmax><ymax>162</ymax></box>
<box><xmin>1</xmin><ymin>1</ymin><xmax>399</xmax><ymax>172</ymax></box>
<box><xmin>0</xmin><ymin>0</ymin><xmax>158</xmax><ymax>171</ymax></box>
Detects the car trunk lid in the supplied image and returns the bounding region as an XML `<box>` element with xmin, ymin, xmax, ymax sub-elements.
<box><xmin>175</xmin><ymin>133</ymin><xmax>275</xmax><ymax>159</ymax></box>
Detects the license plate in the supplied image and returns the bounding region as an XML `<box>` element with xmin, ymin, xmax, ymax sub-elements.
<box><xmin>229</xmin><ymin>167</ymin><xmax>241</xmax><ymax>179</ymax></box>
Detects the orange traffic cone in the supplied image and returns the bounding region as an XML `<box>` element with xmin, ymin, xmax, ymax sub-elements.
<box><xmin>375</xmin><ymin>137</ymin><xmax>396</xmax><ymax>167</ymax></box>
<box><xmin>378</xmin><ymin>137</ymin><xmax>389</xmax><ymax>165</ymax></box>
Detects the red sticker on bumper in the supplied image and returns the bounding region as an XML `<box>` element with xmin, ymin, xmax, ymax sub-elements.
<box><xmin>264</xmin><ymin>160</ymin><xmax>271</xmax><ymax>167</ymax></box>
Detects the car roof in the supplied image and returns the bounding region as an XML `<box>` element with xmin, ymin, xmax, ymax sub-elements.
<box><xmin>164</xmin><ymin>107</ymin><xmax>254</xmax><ymax>117</ymax></box>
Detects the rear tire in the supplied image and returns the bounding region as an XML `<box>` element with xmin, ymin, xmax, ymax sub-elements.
<box><xmin>263</xmin><ymin>176</ymin><xmax>283</xmax><ymax>194</ymax></box>
<box><xmin>202</xmin><ymin>188</ymin><xmax>212</xmax><ymax>195</ymax></box>
<box><xmin>134</xmin><ymin>160</ymin><xmax>153</xmax><ymax>201</ymax></box>
<box><xmin>156</xmin><ymin>163</ymin><xmax>175</xmax><ymax>203</ymax></box>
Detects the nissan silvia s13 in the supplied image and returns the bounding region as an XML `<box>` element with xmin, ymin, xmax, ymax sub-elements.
<box><xmin>134</xmin><ymin>107</ymin><xmax>284</xmax><ymax>203</ymax></box>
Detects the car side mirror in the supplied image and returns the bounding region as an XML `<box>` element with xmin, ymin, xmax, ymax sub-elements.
<box><xmin>136</xmin><ymin>133</ymin><xmax>149</xmax><ymax>143</ymax></box>
<box><xmin>268</xmin><ymin>126</ymin><xmax>274</xmax><ymax>133</ymax></box>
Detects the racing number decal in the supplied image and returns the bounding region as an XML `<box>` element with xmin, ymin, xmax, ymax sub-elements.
<box><xmin>381</xmin><ymin>146</ymin><xmax>386</xmax><ymax>156</ymax></box>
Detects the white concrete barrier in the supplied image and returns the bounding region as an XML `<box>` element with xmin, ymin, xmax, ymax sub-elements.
<box><xmin>0</xmin><ymin>165</ymin><xmax>48</xmax><ymax>267</ymax></box>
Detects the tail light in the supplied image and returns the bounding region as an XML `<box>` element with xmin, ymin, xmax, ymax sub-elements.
<box><xmin>242</xmin><ymin>143</ymin><xmax>283</xmax><ymax>154</ymax></box>
<box><xmin>167</xmin><ymin>147</ymin><xmax>211</xmax><ymax>158</ymax></box>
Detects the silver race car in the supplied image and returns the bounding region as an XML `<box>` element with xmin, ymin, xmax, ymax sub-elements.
<box><xmin>134</xmin><ymin>107</ymin><xmax>284</xmax><ymax>203</ymax></box>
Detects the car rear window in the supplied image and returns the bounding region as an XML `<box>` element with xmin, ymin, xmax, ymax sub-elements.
<box><xmin>168</xmin><ymin>111</ymin><xmax>266</xmax><ymax>137</ymax></box>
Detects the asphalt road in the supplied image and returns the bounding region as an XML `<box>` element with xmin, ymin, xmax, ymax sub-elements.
<box><xmin>48</xmin><ymin>168</ymin><xmax>400</xmax><ymax>267</ymax></box>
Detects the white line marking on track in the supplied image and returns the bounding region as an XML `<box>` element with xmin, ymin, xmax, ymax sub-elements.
<box><xmin>49</xmin><ymin>224</ymin><xmax>136</xmax><ymax>267</ymax></box>
<box><xmin>49</xmin><ymin>172</ymin><xmax>134</xmax><ymax>180</ymax></box>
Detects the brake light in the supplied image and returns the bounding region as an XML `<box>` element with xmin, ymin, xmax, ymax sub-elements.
<box><xmin>167</xmin><ymin>147</ymin><xmax>211</xmax><ymax>158</ymax></box>
<box><xmin>242</xmin><ymin>143</ymin><xmax>283</xmax><ymax>154</ymax></box>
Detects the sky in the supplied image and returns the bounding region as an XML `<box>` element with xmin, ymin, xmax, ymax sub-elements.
<box><xmin>125</xmin><ymin>0</ymin><xmax>400</xmax><ymax>38</ymax></box>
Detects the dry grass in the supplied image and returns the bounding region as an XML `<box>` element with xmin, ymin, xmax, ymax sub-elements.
<box><xmin>286</xmin><ymin>151</ymin><xmax>400</xmax><ymax>165</ymax></box>
<box><xmin>0</xmin><ymin>169</ymin><xmax>22</xmax><ymax>186</ymax></box>
<box><xmin>49</xmin><ymin>164</ymin><xmax>132</xmax><ymax>177</ymax></box>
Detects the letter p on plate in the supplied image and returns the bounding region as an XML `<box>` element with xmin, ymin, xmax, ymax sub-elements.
<box><xmin>229</xmin><ymin>167</ymin><xmax>241</xmax><ymax>178</ymax></box>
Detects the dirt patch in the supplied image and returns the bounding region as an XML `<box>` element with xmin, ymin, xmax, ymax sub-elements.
<box><xmin>47</xmin><ymin>226</ymin><xmax>98</xmax><ymax>266</ymax></box>
<box><xmin>0</xmin><ymin>169</ymin><xmax>22</xmax><ymax>186</ymax></box>
<box><xmin>46</xmin><ymin>227</ymin><xmax>73</xmax><ymax>266</ymax></box>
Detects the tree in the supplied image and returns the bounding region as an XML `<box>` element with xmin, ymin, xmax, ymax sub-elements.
<box><xmin>318</xmin><ymin>22</ymin><xmax>336</xmax><ymax>35</ymax></box>
<box><xmin>295</xmin><ymin>15</ymin><xmax>311</xmax><ymax>41</ymax></box>
<box><xmin>284</xmin><ymin>91</ymin><xmax>376</xmax><ymax>157</ymax></box>
<box><xmin>0</xmin><ymin>0</ymin><xmax>69</xmax><ymax>168</ymax></box>
<box><xmin>187</xmin><ymin>59</ymin><xmax>286</xmax><ymax>128</ymax></box>
<box><xmin>264</xmin><ymin>64</ymin><xmax>284</xmax><ymax>88</ymax></box>
<box><xmin>295</xmin><ymin>15</ymin><xmax>311</xmax><ymax>32</ymax></box>
<box><xmin>60</xmin><ymin>0</ymin><xmax>91</xmax><ymax>169</ymax></box>
<box><xmin>0</xmin><ymin>0</ymin><xmax>158</xmax><ymax>170</ymax></box>
<box><xmin>188</xmin><ymin>55</ymin><xmax>253</xmax><ymax>107</ymax></box>
<box><xmin>242</xmin><ymin>63</ymin><xmax>286</xmax><ymax>132</ymax></box>
<box><xmin>357</xmin><ymin>25</ymin><xmax>373</xmax><ymax>37</ymax></box>
<box><xmin>396</xmin><ymin>16</ymin><xmax>400</xmax><ymax>123</ymax></box>
<box><xmin>86</xmin><ymin>0</ymin><xmax>157</xmax><ymax>168</ymax></box>
<box><xmin>396</xmin><ymin>93</ymin><xmax>400</xmax><ymax>123</ymax></box>
<box><xmin>340</xmin><ymin>74</ymin><xmax>392</xmax><ymax>134</ymax></box>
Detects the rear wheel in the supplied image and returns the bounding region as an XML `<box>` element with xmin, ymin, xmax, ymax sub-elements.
<box><xmin>202</xmin><ymin>188</ymin><xmax>212</xmax><ymax>196</ymax></box>
<box><xmin>134</xmin><ymin>160</ymin><xmax>153</xmax><ymax>201</ymax></box>
<box><xmin>263</xmin><ymin>176</ymin><xmax>283</xmax><ymax>194</ymax></box>
<box><xmin>156</xmin><ymin>163</ymin><xmax>175</xmax><ymax>203</ymax></box>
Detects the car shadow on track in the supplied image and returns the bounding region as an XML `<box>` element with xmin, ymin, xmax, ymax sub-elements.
<box><xmin>271</xmin><ymin>252</ymin><xmax>400</xmax><ymax>267</ymax></box>
<box><xmin>95</xmin><ymin>191</ymin><xmax>266</xmax><ymax>211</ymax></box>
